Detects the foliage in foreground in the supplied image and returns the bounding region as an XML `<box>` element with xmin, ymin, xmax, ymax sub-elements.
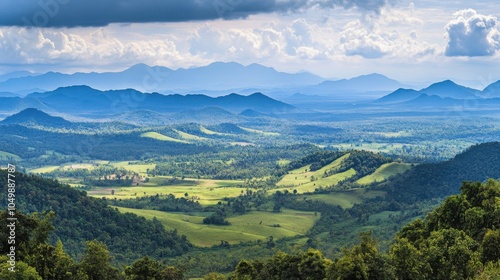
<box><xmin>229</xmin><ymin>179</ymin><xmax>500</xmax><ymax>280</ymax></box>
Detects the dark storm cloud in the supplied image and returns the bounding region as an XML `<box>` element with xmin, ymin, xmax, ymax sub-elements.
<box><xmin>0</xmin><ymin>0</ymin><xmax>392</xmax><ymax>28</ymax></box>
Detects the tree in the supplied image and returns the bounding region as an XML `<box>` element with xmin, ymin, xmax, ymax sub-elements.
<box><xmin>421</xmin><ymin>228</ymin><xmax>481</xmax><ymax>280</ymax></box>
<box><xmin>234</xmin><ymin>260</ymin><xmax>257</xmax><ymax>280</ymax></box>
<box><xmin>125</xmin><ymin>256</ymin><xmax>161</xmax><ymax>280</ymax></box>
<box><xmin>298</xmin><ymin>249</ymin><xmax>331</xmax><ymax>280</ymax></box>
<box><xmin>203</xmin><ymin>272</ymin><xmax>225</xmax><ymax>280</ymax></box>
<box><xmin>482</xmin><ymin>229</ymin><xmax>500</xmax><ymax>263</ymax></box>
<box><xmin>158</xmin><ymin>266</ymin><xmax>184</xmax><ymax>280</ymax></box>
<box><xmin>390</xmin><ymin>238</ymin><xmax>428</xmax><ymax>280</ymax></box>
<box><xmin>0</xmin><ymin>256</ymin><xmax>42</xmax><ymax>280</ymax></box>
<box><xmin>80</xmin><ymin>240</ymin><xmax>121</xmax><ymax>280</ymax></box>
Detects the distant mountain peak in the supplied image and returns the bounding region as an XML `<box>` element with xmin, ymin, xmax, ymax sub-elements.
<box><xmin>1</xmin><ymin>108</ymin><xmax>71</xmax><ymax>127</ymax></box>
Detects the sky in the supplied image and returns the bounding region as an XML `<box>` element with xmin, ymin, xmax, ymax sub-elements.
<box><xmin>0</xmin><ymin>0</ymin><xmax>499</xmax><ymax>88</ymax></box>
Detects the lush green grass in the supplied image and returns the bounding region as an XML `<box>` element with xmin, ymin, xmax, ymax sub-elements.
<box><xmin>0</xmin><ymin>150</ymin><xmax>20</xmax><ymax>160</ymax></box>
<box><xmin>356</xmin><ymin>162</ymin><xmax>411</xmax><ymax>185</ymax></box>
<box><xmin>173</xmin><ymin>129</ymin><xmax>210</xmax><ymax>141</ymax></box>
<box><xmin>278</xmin><ymin>154</ymin><xmax>350</xmax><ymax>187</ymax></box>
<box><xmin>276</xmin><ymin>168</ymin><xmax>356</xmax><ymax>194</ymax></box>
<box><xmin>88</xmin><ymin>177</ymin><xmax>245</xmax><ymax>205</ymax></box>
<box><xmin>110</xmin><ymin>161</ymin><xmax>156</xmax><ymax>174</ymax></box>
<box><xmin>300</xmin><ymin>189</ymin><xmax>387</xmax><ymax>208</ymax></box>
<box><xmin>29</xmin><ymin>166</ymin><xmax>60</xmax><ymax>174</ymax></box>
<box><xmin>140</xmin><ymin>132</ymin><xmax>189</xmax><ymax>143</ymax></box>
<box><xmin>238</xmin><ymin>126</ymin><xmax>280</xmax><ymax>136</ymax></box>
<box><xmin>199</xmin><ymin>125</ymin><xmax>220</xmax><ymax>135</ymax></box>
<box><xmin>114</xmin><ymin>207</ymin><xmax>319</xmax><ymax>247</ymax></box>
<box><xmin>276</xmin><ymin>154</ymin><xmax>355</xmax><ymax>193</ymax></box>
<box><xmin>277</xmin><ymin>159</ymin><xmax>291</xmax><ymax>166</ymax></box>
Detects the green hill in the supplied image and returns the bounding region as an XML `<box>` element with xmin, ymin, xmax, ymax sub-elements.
<box><xmin>386</xmin><ymin>142</ymin><xmax>500</xmax><ymax>202</ymax></box>
<box><xmin>356</xmin><ymin>162</ymin><xmax>411</xmax><ymax>185</ymax></box>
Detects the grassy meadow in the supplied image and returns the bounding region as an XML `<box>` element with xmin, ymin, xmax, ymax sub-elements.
<box><xmin>114</xmin><ymin>206</ymin><xmax>320</xmax><ymax>247</ymax></box>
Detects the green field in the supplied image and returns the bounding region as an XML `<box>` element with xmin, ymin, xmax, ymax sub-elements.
<box><xmin>276</xmin><ymin>153</ymin><xmax>355</xmax><ymax>193</ymax></box>
<box><xmin>302</xmin><ymin>189</ymin><xmax>387</xmax><ymax>208</ymax></box>
<box><xmin>0</xmin><ymin>150</ymin><xmax>20</xmax><ymax>160</ymax></box>
<box><xmin>140</xmin><ymin>132</ymin><xmax>189</xmax><ymax>143</ymax></box>
<box><xmin>276</xmin><ymin>159</ymin><xmax>291</xmax><ymax>166</ymax></box>
<box><xmin>29</xmin><ymin>166</ymin><xmax>60</xmax><ymax>174</ymax></box>
<box><xmin>110</xmin><ymin>161</ymin><xmax>156</xmax><ymax>174</ymax></box>
<box><xmin>173</xmin><ymin>129</ymin><xmax>210</xmax><ymax>141</ymax></box>
<box><xmin>62</xmin><ymin>163</ymin><xmax>96</xmax><ymax>171</ymax></box>
<box><xmin>238</xmin><ymin>126</ymin><xmax>280</xmax><ymax>136</ymax></box>
<box><xmin>88</xmin><ymin>177</ymin><xmax>245</xmax><ymax>205</ymax></box>
<box><xmin>356</xmin><ymin>162</ymin><xmax>411</xmax><ymax>185</ymax></box>
<box><xmin>114</xmin><ymin>207</ymin><xmax>319</xmax><ymax>247</ymax></box>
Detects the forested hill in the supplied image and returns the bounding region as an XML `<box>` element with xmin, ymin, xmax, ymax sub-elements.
<box><xmin>385</xmin><ymin>142</ymin><xmax>500</xmax><ymax>202</ymax></box>
<box><xmin>0</xmin><ymin>170</ymin><xmax>192</xmax><ymax>264</ymax></box>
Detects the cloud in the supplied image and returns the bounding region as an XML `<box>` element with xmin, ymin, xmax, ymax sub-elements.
<box><xmin>445</xmin><ymin>9</ymin><xmax>500</xmax><ymax>57</ymax></box>
<box><xmin>0</xmin><ymin>0</ymin><xmax>394</xmax><ymax>28</ymax></box>
<box><xmin>0</xmin><ymin>27</ymin><xmax>199</xmax><ymax>69</ymax></box>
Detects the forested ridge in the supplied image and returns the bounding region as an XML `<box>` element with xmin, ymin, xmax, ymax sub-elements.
<box><xmin>384</xmin><ymin>142</ymin><xmax>500</xmax><ymax>202</ymax></box>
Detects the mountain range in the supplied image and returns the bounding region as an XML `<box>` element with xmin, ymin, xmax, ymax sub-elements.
<box><xmin>0</xmin><ymin>85</ymin><xmax>296</xmax><ymax>117</ymax></box>
<box><xmin>0</xmin><ymin>62</ymin><xmax>410</xmax><ymax>100</ymax></box>
<box><xmin>375</xmin><ymin>79</ymin><xmax>500</xmax><ymax>108</ymax></box>
<box><xmin>0</xmin><ymin>62</ymin><xmax>324</xmax><ymax>94</ymax></box>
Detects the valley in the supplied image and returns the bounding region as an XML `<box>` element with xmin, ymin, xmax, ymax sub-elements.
<box><xmin>1</xmin><ymin>67</ymin><xmax>500</xmax><ymax>279</ymax></box>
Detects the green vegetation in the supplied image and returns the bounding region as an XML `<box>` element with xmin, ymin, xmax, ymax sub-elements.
<box><xmin>88</xmin><ymin>177</ymin><xmax>245</xmax><ymax>205</ymax></box>
<box><xmin>115</xmin><ymin>207</ymin><xmax>319</xmax><ymax>247</ymax></box>
<box><xmin>238</xmin><ymin>126</ymin><xmax>280</xmax><ymax>136</ymax></box>
<box><xmin>173</xmin><ymin>128</ymin><xmax>210</xmax><ymax>141</ymax></box>
<box><xmin>356</xmin><ymin>162</ymin><xmax>411</xmax><ymax>185</ymax></box>
<box><xmin>277</xmin><ymin>153</ymin><xmax>350</xmax><ymax>187</ymax></box>
<box><xmin>29</xmin><ymin>165</ymin><xmax>60</xmax><ymax>174</ymax></box>
<box><xmin>0</xmin><ymin>171</ymin><xmax>192</xmax><ymax>265</ymax></box>
<box><xmin>228</xmin><ymin>179</ymin><xmax>500</xmax><ymax>280</ymax></box>
<box><xmin>302</xmin><ymin>189</ymin><xmax>387</xmax><ymax>209</ymax></box>
<box><xmin>140</xmin><ymin>131</ymin><xmax>189</xmax><ymax>143</ymax></box>
<box><xmin>0</xmin><ymin>150</ymin><xmax>20</xmax><ymax>160</ymax></box>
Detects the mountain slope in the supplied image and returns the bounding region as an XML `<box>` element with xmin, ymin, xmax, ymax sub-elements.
<box><xmin>385</xmin><ymin>142</ymin><xmax>500</xmax><ymax>202</ymax></box>
<box><xmin>420</xmin><ymin>80</ymin><xmax>480</xmax><ymax>99</ymax></box>
<box><xmin>1</xmin><ymin>108</ymin><xmax>72</xmax><ymax>127</ymax></box>
<box><xmin>481</xmin><ymin>80</ymin><xmax>500</xmax><ymax>98</ymax></box>
<box><xmin>317</xmin><ymin>73</ymin><xmax>403</xmax><ymax>92</ymax></box>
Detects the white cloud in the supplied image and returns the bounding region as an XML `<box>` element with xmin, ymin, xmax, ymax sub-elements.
<box><xmin>445</xmin><ymin>9</ymin><xmax>500</xmax><ymax>56</ymax></box>
<box><xmin>338</xmin><ymin>9</ymin><xmax>438</xmax><ymax>60</ymax></box>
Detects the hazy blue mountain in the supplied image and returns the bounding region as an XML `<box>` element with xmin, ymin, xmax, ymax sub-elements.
<box><xmin>420</xmin><ymin>80</ymin><xmax>480</xmax><ymax>99</ymax></box>
<box><xmin>0</xmin><ymin>70</ymin><xmax>34</xmax><ymax>83</ymax></box>
<box><xmin>374</xmin><ymin>88</ymin><xmax>421</xmax><ymax>103</ymax></box>
<box><xmin>0</xmin><ymin>96</ymin><xmax>51</xmax><ymax>113</ymax></box>
<box><xmin>481</xmin><ymin>80</ymin><xmax>500</xmax><ymax>98</ymax></box>
<box><xmin>12</xmin><ymin>86</ymin><xmax>295</xmax><ymax>116</ymax></box>
<box><xmin>402</xmin><ymin>94</ymin><xmax>462</xmax><ymax>107</ymax></box>
<box><xmin>375</xmin><ymin>79</ymin><xmax>493</xmax><ymax>107</ymax></box>
<box><xmin>0</xmin><ymin>62</ymin><xmax>324</xmax><ymax>94</ymax></box>
<box><xmin>239</xmin><ymin>109</ymin><xmax>269</xmax><ymax>117</ymax></box>
<box><xmin>1</xmin><ymin>108</ymin><xmax>72</xmax><ymax>127</ymax></box>
<box><xmin>314</xmin><ymin>73</ymin><xmax>403</xmax><ymax>92</ymax></box>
